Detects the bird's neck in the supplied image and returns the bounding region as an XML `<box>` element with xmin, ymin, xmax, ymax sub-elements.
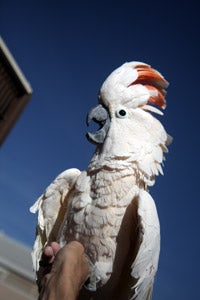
<box><xmin>88</xmin><ymin>148</ymin><xmax>155</xmax><ymax>189</ymax></box>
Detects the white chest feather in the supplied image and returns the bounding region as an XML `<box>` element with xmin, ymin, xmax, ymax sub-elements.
<box><xmin>58</xmin><ymin>168</ymin><xmax>139</xmax><ymax>288</ymax></box>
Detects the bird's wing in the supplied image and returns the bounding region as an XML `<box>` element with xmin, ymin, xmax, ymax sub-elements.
<box><xmin>131</xmin><ymin>190</ymin><xmax>160</xmax><ymax>300</ymax></box>
<box><xmin>30</xmin><ymin>168</ymin><xmax>81</xmax><ymax>272</ymax></box>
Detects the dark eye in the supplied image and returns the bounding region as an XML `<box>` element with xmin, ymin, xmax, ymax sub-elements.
<box><xmin>116</xmin><ymin>108</ymin><xmax>127</xmax><ymax>118</ymax></box>
<box><xmin>119</xmin><ymin>109</ymin><xmax>126</xmax><ymax>116</ymax></box>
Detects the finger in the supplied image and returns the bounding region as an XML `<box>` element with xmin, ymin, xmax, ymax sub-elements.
<box><xmin>49</xmin><ymin>242</ymin><xmax>61</xmax><ymax>256</ymax></box>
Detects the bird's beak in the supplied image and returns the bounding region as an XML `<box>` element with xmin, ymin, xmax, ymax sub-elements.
<box><xmin>86</xmin><ymin>104</ymin><xmax>110</xmax><ymax>145</ymax></box>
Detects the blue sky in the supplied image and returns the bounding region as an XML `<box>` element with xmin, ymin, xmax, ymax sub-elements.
<box><xmin>0</xmin><ymin>1</ymin><xmax>199</xmax><ymax>299</ymax></box>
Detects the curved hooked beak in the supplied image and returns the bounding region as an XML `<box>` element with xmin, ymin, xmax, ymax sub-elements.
<box><xmin>86</xmin><ymin>104</ymin><xmax>110</xmax><ymax>145</ymax></box>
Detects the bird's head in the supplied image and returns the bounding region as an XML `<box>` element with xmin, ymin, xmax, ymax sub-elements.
<box><xmin>86</xmin><ymin>62</ymin><xmax>171</xmax><ymax>176</ymax></box>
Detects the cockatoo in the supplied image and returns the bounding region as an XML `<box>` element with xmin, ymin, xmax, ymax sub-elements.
<box><xmin>30</xmin><ymin>61</ymin><xmax>171</xmax><ymax>300</ymax></box>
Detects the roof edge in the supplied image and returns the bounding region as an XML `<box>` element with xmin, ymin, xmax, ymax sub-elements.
<box><xmin>0</xmin><ymin>36</ymin><xmax>33</xmax><ymax>94</ymax></box>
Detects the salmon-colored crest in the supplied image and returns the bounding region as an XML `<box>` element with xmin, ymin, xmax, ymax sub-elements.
<box><xmin>130</xmin><ymin>64</ymin><xmax>169</xmax><ymax>109</ymax></box>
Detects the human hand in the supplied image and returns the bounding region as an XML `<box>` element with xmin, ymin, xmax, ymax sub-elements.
<box><xmin>38</xmin><ymin>241</ymin><xmax>90</xmax><ymax>300</ymax></box>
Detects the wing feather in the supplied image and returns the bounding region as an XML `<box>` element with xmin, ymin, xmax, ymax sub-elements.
<box><xmin>131</xmin><ymin>190</ymin><xmax>160</xmax><ymax>300</ymax></box>
<box><xmin>30</xmin><ymin>168</ymin><xmax>81</xmax><ymax>272</ymax></box>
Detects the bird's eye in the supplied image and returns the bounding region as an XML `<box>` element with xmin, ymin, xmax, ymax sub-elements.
<box><xmin>116</xmin><ymin>109</ymin><xmax>127</xmax><ymax>118</ymax></box>
<box><xmin>119</xmin><ymin>109</ymin><xmax>126</xmax><ymax>116</ymax></box>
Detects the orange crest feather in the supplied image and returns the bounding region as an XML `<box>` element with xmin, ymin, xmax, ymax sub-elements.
<box><xmin>130</xmin><ymin>64</ymin><xmax>169</xmax><ymax>109</ymax></box>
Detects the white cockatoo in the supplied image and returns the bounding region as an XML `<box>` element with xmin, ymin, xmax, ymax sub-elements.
<box><xmin>30</xmin><ymin>61</ymin><xmax>171</xmax><ymax>300</ymax></box>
